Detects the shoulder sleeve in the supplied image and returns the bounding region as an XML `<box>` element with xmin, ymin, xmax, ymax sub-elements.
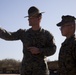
<box><xmin>45</xmin><ymin>30</ymin><xmax>56</xmax><ymax>47</ymax></box>
<box><xmin>72</xmin><ymin>42</ymin><xmax>76</xmax><ymax>60</ymax></box>
<box><xmin>40</xmin><ymin>29</ymin><xmax>56</xmax><ymax>56</ymax></box>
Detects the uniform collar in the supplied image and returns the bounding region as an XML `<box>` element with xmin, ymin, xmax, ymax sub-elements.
<box><xmin>62</xmin><ymin>34</ymin><xmax>75</xmax><ymax>46</ymax></box>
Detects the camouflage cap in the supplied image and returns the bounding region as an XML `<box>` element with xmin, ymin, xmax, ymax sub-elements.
<box><xmin>24</xmin><ymin>6</ymin><xmax>44</xmax><ymax>18</ymax></box>
<box><xmin>57</xmin><ymin>15</ymin><xmax>76</xmax><ymax>26</ymax></box>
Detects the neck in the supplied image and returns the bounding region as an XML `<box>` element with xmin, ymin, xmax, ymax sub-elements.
<box><xmin>32</xmin><ymin>24</ymin><xmax>41</xmax><ymax>30</ymax></box>
<box><xmin>66</xmin><ymin>29</ymin><xmax>75</xmax><ymax>38</ymax></box>
<box><xmin>66</xmin><ymin>33</ymin><xmax>74</xmax><ymax>39</ymax></box>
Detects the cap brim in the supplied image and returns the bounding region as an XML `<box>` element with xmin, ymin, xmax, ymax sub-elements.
<box><xmin>24</xmin><ymin>16</ymin><xmax>29</xmax><ymax>18</ymax></box>
<box><xmin>24</xmin><ymin>12</ymin><xmax>45</xmax><ymax>18</ymax></box>
<box><xmin>56</xmin><ymin>22</ymin><xmax>62</xmax><ymax>26</ymax></box>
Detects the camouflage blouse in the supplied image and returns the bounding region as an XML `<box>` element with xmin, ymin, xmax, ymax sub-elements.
<box><xmin>0</xmin><ymin>27</ymin><xmax>56</xmax><ymax>75</ymax></box>
<box><xmin>58</xmin><ymin>35</ymin><xmax>76</xmax><ymax>75</ymax></box>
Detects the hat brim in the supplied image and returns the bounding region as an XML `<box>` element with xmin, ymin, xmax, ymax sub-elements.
<box><xmin>24</xmin><ymin>12</ymin><xmax>45</xmax><ymax>18</ymax></box>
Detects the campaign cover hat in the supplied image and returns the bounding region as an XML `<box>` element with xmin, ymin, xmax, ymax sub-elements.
<box><xmin>24</xmin><ymin>6</ymin><xmax>44</xmax><ymax>18</ymax></box>
<box><xmin>57</xmin><ymin>15</ymin><xmax>76</xmax><ymax>26</ymax></box>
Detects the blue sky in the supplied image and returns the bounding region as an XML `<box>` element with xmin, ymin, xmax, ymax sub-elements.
<box><xmin>0</xmin><ymin>0</ymin><xmax>76</xmax><ymax>61</ymax></box>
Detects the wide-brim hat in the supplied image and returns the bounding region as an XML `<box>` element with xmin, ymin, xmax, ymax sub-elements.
<box><xmin>57</xmin><ymin>15</ymin><xmax>76</xmax><ymax>26</ymax></box>
<box><xmin>24</xmin><ymin>6</ymin><xmax>44</xmax><ymax>18</ymax></box>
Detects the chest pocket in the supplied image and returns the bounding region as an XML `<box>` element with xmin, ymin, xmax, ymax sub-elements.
<box><xmin>30</xmin><ymin>33</ymin><xmax>46</xmax><ymax>48</ymax></box>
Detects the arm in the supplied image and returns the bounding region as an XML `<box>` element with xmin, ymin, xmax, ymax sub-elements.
<box><xmin>72</xmin><ymin>42</ymin><xmax>76</xmax><ymax>60</ymax></box>
<box><xmin>0</xmin><ymin>27</ymin><xmax>24</xmax><ymax>41</ymax></box>
<box><xmin>40</xmin><ymin>31</ymin><xmax>56</xmax><ymax>56</ymax></box>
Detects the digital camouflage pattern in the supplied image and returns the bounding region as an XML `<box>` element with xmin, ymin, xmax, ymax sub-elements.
<box><xmin>0</xmin><ymin>28</ymin><xmax>56</xmax><ymax>75</ymax></box>
<box><xmin>58</xmin><ymin>35</ymin><xmax>76</xmax><ymax>75</ymax></box>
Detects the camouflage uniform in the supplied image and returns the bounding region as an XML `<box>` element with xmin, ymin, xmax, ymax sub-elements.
<box><xmin>58</xmin><ymin>35</ymin><xmax>76</xmax><ymax>75</ymax></box>
<box><xmin>0</xmin><ymin>28</ymin><xmax>56</xmax><ymax>75</ymax></box>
